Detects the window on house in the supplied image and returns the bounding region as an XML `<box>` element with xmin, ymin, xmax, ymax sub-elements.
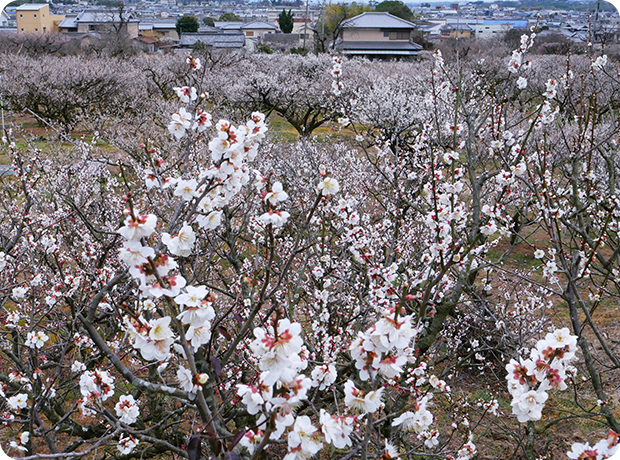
<box><xmin>33</xmin><ymin>14</ymin><xmax>36</xmax><ymax>18</ymax></box>
<box><xmin>34</xmin><ymin>28</ymin><xmax>38</xmax><ymax>31</ymax></box>
<box><xmin>389</xmin><ymin>31</ymin><xmax>409</xmax><ymax>40</ymax></box>
<box><xmin>246</xmin><ymin>31</ymin><xmax>254</xmax><ymax>36</ymax></box>
<box><xmin>19</xmin><ymin>14</ymin><xmax>23</xmax><ymax>18</ymax></box>
<box><xmin>43</xmin><ymin>26</ymin><xmax>46</xmax><ymax>31</ymax></box>
<box><xmin>383</xmin><ymin>31</ymin><xmax>389</xmax><ymax>37</ymax></box>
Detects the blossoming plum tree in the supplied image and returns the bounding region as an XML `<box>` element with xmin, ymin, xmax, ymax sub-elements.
<box><xmin>0</xmin><ymin>29</ymin><xmax>619</xmax><ymax>460</ymax></box>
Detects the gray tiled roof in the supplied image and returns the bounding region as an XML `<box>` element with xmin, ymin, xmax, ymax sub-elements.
<box><xmin>178</xmin><ymin>32</ymin><xmax>245</xmax><ymax>48</ymax></box>
<box><xmin>76</xmin><ymin>10</ymin><xmax>139</xmax><ymax>24</ymax></box>
<box><xmin>58</xmin><ymin>15</ymin><xmax>78</xmax><ymax>29</ymax></box>
<box><xmin>341</xmin><ymin>12</ymin><xmax>416</xmax><ymax>30</ymax></box>
<box><xmin>16</xmin><ymin>4</ymin><xmax>48</xmax><ymax>11</ymax></box>
<box><xmin>241</xmin><ymin>20</ymin><xmax>277</xmax><ymax>30</ymax></box>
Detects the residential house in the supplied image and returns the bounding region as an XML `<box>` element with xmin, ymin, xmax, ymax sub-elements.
<box><xmin>291</xmin><ymin>18</ymin><xmax>312</xmax><ymax>43</ymax></box>
<box><xmin>334</xmin><ymin>12</ymin><xmax>422</xmax><ymax>59</ymax></box>
<box><xmin>139</xmin><ymin>22</ymin><xmax>179</xmax><ymax>40</ymax></box>
<box><xmin>16</xmin><ymin>4</ymin><xmax>65</xmax><ymax>34</ymax></box>
<box><xmin>213</xmin><ymin>20</ymin><xmax>278</xmax><ymax>45</ymax></box>
<box><xmin>134</xmin><ymin>35</ymin><xmax>157</xmax><ymax>52</ymax></box>
<box><xmin>58</xmin><ymin>10</ymin><xmax>139</xmax><ymax>38</ymax></box>
<box><xmin>1</xmin><ymin>10</ymin><xmax>11</xmax><ymax>27</ymax></box>
<box><xmin>472</xmin><ymin>19</ymin><xmax>527</xmax><ymax>38</ymax></box>
<box><xmin>439</xmin><ymin>23</ymin><xmax>473</xmax><ymax>38</ymax></box>
<box><xmin>241</xmin><ymin>20</ymin><xmax>277</xmax><ymax>40</ymax></box>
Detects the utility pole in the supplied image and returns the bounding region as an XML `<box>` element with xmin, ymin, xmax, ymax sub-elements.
<box><xmin>0</xmin><ymin>76</ymin><xmax>5</xmax><ymax>136</ymax></box>
<box><xmin>303</xmin><ymin>0</ymin><xmax>309</xmax><ymax>49</ymax></box>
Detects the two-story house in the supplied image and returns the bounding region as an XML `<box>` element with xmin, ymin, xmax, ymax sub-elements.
<box><xmin>16</xmin><ymin>4</ymin><xmax>64</xmax><ymax>34</ymax></box>
<box><xmin>334</xmin><ymin>12</ymin><xmax>422</xmax><ymax>59</ymax></box>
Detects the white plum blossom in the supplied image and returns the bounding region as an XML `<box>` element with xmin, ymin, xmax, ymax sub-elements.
<box><xmin>319</xmin><ymin>410</ymin><xmax>353</xmax><ymax>449</ymax></box>
<box><xmin>592</xmin><ymin>55</ymin><xmax>608</xmax><ymax>70</ymax></box>
<box><xmin>118</xmin><ymin>212</ymin><xmax>157</xmax><ymax>241</ymax></box>
<box><xmin>517</xmin><ymin>77</ymin><xmax>528</xmax><ymax>89</ymax></box>
<box><xmin>25</xmin><ymin>330</ymin><xmax>49</xmax><ymax>349</ymax></box>
<box><xmin>511</xmin><ymin>389</ymin><xmax>548</xmax><ymax>423</ymax></box>
<box><xmin>162</xmin><ymin>223</ymin><xmax>196</xmax><ymax>257</ymax></box>
<box><xmin>119</xmin><ymin>241</ymin><xmax>155</xmax><ymax>275</ymax></box>
<box><xmin>193</xmin><ymin>109</ymin><xmax>213</xmax><ymax>132</ymax></box>
<box><xmin>176</xmin><ymin>366</ymin><xmax>195</xmax><ymax>392</ymax></box>
<box><xmin>168</xmin><ymin>107</ymin><xmax>192</xmax><ymax>140</ymax></box>
<box><xmin>310</xmin><ymin>363</ymin><xmax>337</xmax><ymax>390</ymax></box>
<box><xmin>7</xmin><ymin>394</ymin><xmax>28</xmax><ymax>410</ymax></box>
<box><xmin>174</xmin><ymin>179</ymin><xmax>199</xmax><ymax>202</ymax></box>
<box><xmin>392</xmin><ymin>402</ymin><xmax>434</xmax><ymax>434</ymax></box>
<box><xmin>237</xmin><ymin>384</ymin><xmax>269</xmax><ymax>415</ymax></box>
<box><xmin>12</xmin><ymin>286</ymin><xmax>28</xmax><ymax>300</ymax></box>
<box><xmin>544</xmin><ymin>79</ymin><xmax>558</xmax><ymax>99</ymax></box>
<box><xmin>115</xmin><ymin>394</ymin><xmax>139</xmax><ymax>424</ymax></box>
<box><xmin>258</xmin><ymin>210</ymin><xmax>290</xmax><ymax>228</ymax></box>
<box><xmin>186</xmin><ymin>55</ymin><xmax>201</xmax><ymax>69</ymax></box>
<box><xmin>343</xmin><ymin>380</ymin><xmax>383</xmax><ymax>414</ymax></box>
<box><xmin>117</xmin><ymin>434</ymin><xmax>139</xmax><ymax>455</ymax></box>
<box><xmin>79</xmin><ymin>370</ymin><xmax>115</xmax><ymax>403</ymax></box>
<box><xmin>173</xmin><ymin>86</ymin><xmax>197</xmax><ymax>103</ymax></box>
<box><xmin>71</xmin><ymin>361</ymin><xmax>86</xmax><ymax>373</ymax></box>
<box><xmin>317</xmin><ymin>177</ymin><xmax>340</xmax><ymax>196</ymax></box>
<box><xmin>264</xmin><ymin>181</ymin><xmax>289</xmax><ymax>205</ymax></box>
<box><xmin>197</xmin><ymin>210</ymin><xmax>223</xmax><ymax>230</ymax></box>
<box><xmin>284</xmin><ymin>415</ymin><xmax>323</xmax><ymax>460</ymax></box>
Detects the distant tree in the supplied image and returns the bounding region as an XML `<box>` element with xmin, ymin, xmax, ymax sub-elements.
<box><xmin>278</xmin><ymin>9</ymin><xmax>294</xmax><ymax>33</ymax></box>
<box><xmin>176</xmin><ymin>15</ymin><xmax>199</xmax><ymax>37</ymax></box>
<box><xmin>411</xmin><ymin>29</ymin><xmax>433</xmax><ymax>50</ymax></box>
<box><xmin>374</xmin><ymin>0</ymin><xmax>412</xmax><ymax>21</ymax></box>
<box><xmin>202</xmin><ymin>16</ymin><xmax>215</xmax><ymax>26</ymax></box>
<box><xmin>315</xmin><ymin>2</ymin><xmax>371</xmax><ymax>52</ymax></box>
<box><xmin>219</xmin><ymin>12</ymin><xmax>242</xmax><ymax>21</ymax></box>
<box><xmin>502</xmin><ymin>28</ymin><xmax>523</xmax><ymax>50</ymax></box>
<box><xmin>0</xmin><ymin>0</ymin><xmax>24</xmax><ymax>8</ymax></box>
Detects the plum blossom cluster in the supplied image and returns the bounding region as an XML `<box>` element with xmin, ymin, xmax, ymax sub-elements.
<box><xmin>508</xmin><ymin>31</ymin><xmax>535</xmax><ymax>74</ymax></box>
<box><xmin>237</xmin><ymin>318</ymin><xmax>313</xmax><ymax>454</ymax></box>
<box><xmin>237</xmin><ymin>317</ymin><xmax>358</xmax><ymax>459</ymax></box>
<box><xmin>567</xmin><ymin>431</ymin><xmax>619</xmax><ymax>460</ymax></box>
<box><xmin>331</xmin><ymin>56</ymin><xmax>344</xmax><ymax>96</ymax></box>
<box><xmin>115</xmin><ymin>394</ymin><xmax>140</xmax><ymax>425</ymax></box>
<box><xmin>257</xmin><ymin>180</ymin><xmax>291</xmax><ymax>228</ymax></box>
<box><xmin>168</xmin><ymin>58</ymin><xmax>211</xmax><ymax>140</ymax></box>
<box><xmin>506</xmin><ymin>328</ymin><xmax>577</xmax><ymax>423</ymax></box>
<box><xmin>79</xmin><ymin>369</ymin><xmax>115</xmax><ymax>416</ymax></box>
<box><xmin>349</xmin><ymin>304</ymin><xmax>418</xmax><ymax>382</ymax></box>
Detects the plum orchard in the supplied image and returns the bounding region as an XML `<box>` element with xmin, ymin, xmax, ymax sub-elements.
<box><xmin>0</xmin><ymin>33</ymin><xmax>619</xmax><ymax>460</ymax></box>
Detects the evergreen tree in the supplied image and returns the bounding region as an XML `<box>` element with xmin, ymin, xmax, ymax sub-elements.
<box><xmin>176</xmin><ymin>15</ymin><xmax>199</xmax><ymax>36</ymax></box>
<box><xmin>278</xmin><ymin>9</ymin><xmax>294</xmax><ymax>33</ymax></box>
<box><xmin>374</xmin><ymin>0</ymin><xmax>412</xmax><ymax>21</ymax></box>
